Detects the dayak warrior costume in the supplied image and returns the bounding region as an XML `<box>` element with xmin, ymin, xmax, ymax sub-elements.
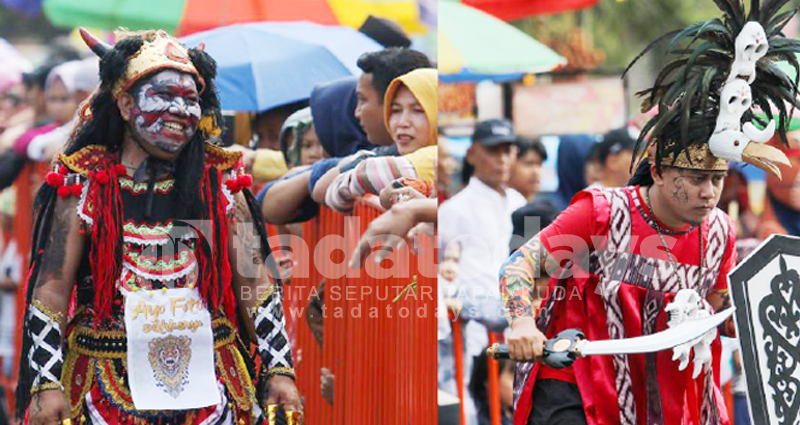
<box><xmin>16</xmin><ymin>29</ymin><xmax>299</xmax><ymax>424</ymax></box>
<box><xmin>499</xmin><ymin>1</ymin><xmax>800</xmax><ymax>424</ymax></box>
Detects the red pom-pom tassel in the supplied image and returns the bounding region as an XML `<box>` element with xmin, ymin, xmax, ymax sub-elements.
<box><xmin>71</xmin><ymin>183</ymin><xmax>83</xmax><ymax>197</ymax></box>
<box><xmin>57</xmin><ymin>185</ymin><xmax>71</xmax><ymax>198</ymax></box>
<box><xmin>225</xmin><ymin>179</ymin><xmax>240</xmax><ymax>193</ymax></box>
<box><xmin>46</xmin><ymin>172</ymin><xmax>64</xmax><ymax>187</ymax></box>
<box><xmin>115</xmin><ymin>164</ymin><xmax>127</xmax><ymax>175</ymax></box>
<box><xmin>236</xmin><ymin>174</ymin><xmax>253</xmax><ymax>189</ymax></box>
<box><xmin>95</xmin><ymin>170</ymin><xmax>109</xmax><ymax>185</ymax></box>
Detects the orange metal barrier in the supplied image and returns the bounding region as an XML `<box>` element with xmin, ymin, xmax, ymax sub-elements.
<box><xmin>278</xmin><ymin>199</ymin><xmax>436</xmax><ymax>424</ymax></box>
<box><xmin>449</xmin><ymin>314</ymin><xmax>466</xmax><ymax>425</ymax></box>
<box><xmin>447</xmin><ymin>314</ymin><xmax>504</xmax><ymax>425</ymax></box>
<box><xmin>487</xmin><ymin>332</ymin><xmax>502</xmax><ymax>425</ymax></box>
<box><xmin>2</xmin><ymin>161</ymin><xmax>48</xmax><ymax>418</ymax></box>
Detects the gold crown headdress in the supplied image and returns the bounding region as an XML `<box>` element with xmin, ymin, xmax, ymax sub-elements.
<box><xmin>79</xmin><ymin>28</ymin><xmax>205</xmax><ymax>99</ymax></box>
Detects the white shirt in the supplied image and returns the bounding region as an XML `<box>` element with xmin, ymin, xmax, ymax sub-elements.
<box><xmin>439</xmin><ymin>177</ymin><xmax>527</xmax><ymax>299</ymax></box>
<box><xmin>438</xmin><ymin>177</ymin><xmax>526</xmax><ymax>425</ymax></box>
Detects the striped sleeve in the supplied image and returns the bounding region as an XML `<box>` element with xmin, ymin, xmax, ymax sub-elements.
<box><xmin>324</xmin><ymin>156</ymin><xmax>417</xmax><ymax>213</ymax></box>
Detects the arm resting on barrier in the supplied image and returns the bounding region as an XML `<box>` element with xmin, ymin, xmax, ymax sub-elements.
<box><xmin>311</xmin><ymin>164</ymin><xmax>341</xmax><ymax>204</ymax></box>
<box><xmin>260</xmin><ymin>167</ymin><xmax>316</xmax><ymax>225</ymax></box>
<box><xmin>348</xmin><ymin>198</ymin><xmax>437</xmax><ymax>268</ymax></box>
<box><xmin>325</xmin><ymin>149</ymin><xmax>433</xmax><ymax>213</ymax></box>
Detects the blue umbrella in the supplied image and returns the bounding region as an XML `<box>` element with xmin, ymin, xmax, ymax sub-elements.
<box><xmin>181</xmin><ymin>21</ymin><xmax>382</xmax><ymax>112</ymax></box>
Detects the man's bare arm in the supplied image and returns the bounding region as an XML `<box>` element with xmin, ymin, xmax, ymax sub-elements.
<box><xmin>311</xmin><ymin>166</ymin><xmax>340</xmax><ymax>204</ymax></box>
<box><xmin>497</xmin><ymin>234</ymin><xmax>558</xmax><ymax>362</ymax></box>
<box><xmin>261</xmin><ymin>169</ymin><xmax>312</xmax><ymax>225</ymax></box>
<box><xmin>33</xmin><ymin>196</ymin><xmax>84</xmax><ymax>333</ymax></box>
<box><xmin>27</xmin><ymin>196</ymin><xmax>84</xmax><ymax>425</ymax></box>
<box><xmin>499</xmin><ymin>235</ymin><xmax>556</xmax><ymax>322</ymax></box>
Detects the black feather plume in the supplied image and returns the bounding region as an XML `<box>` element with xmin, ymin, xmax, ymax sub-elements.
<box><xmin>626</xmin><ymin>0</ymin><xmax>800</xmax><ymax>169</ymax></box>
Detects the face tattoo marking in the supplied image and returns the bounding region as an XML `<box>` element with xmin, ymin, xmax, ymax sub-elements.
<box><xmin>129</xmin><ymin>70</ymin><xmax>201</xmax><ymax>156</ymax></box>
<box><xmin>673</xmin><ymin>170</ymin><xmax>689</xmax><ymax>204</ymax></box>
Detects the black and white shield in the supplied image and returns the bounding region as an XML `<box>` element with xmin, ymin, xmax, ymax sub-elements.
<box><xmin>729</xmin><ymin>234</ymin><xmax>800</xmax><ymax>425</ymax></box>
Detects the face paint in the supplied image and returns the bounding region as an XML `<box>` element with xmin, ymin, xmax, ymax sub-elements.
<box><xmin>128</xmin><ymin>70</ymin><xmax>201</xmax><ymax>160</ymax></box>
<box><xmin>672</xmin><ymin>172</ymin><xmax>689</xmax><ymax>204</ymax></box>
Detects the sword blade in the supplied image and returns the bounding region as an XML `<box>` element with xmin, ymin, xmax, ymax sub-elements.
<box><xmin>579</xmin><ymin>307</ymin><xmax>735</xmax><ymax>356</ymax></box>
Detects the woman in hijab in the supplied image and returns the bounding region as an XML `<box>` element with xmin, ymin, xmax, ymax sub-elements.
<box><xmin>321</xmin><ymin>68</ymin><xmax>437</xmax><ymax>213</ymax></box>
<box><xmin>23</xmin><ymin>58</ymin><xmax>99</xmax><ymax>161</ymax></box>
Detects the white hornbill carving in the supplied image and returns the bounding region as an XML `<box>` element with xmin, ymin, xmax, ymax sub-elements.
<box><xmin>709</xmin><ymin>79</ymin><xmax>789</xmax><ymax>178</ymax></box>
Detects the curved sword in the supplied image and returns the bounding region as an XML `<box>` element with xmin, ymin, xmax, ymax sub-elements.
<box><xmin>487</xmin><ymin>307</ymin><xmax>735</xmax><ymax>368</ymax></box>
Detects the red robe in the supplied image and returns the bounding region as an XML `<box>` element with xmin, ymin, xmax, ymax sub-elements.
<box><xmin>514</xmin><ymin>186</ymin><xmax>736</xmax><ymax>425</ymax></box>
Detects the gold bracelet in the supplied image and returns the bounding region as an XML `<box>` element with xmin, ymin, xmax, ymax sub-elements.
<box><xmin>32</xmin><ymin>299</ymin><xmax>63</xmax><ymax>323</ymax></box>
<box><xmin>255</xmin><ymin>284</ymin><xmax>276</xmax><ymax>307</ymax></box>
<box><xmin>265</xmin><ymin>366</ymin><xmax>296</xmax><ymax>379</ymax></box>
<box><xmin>31</xmin><ymin>381</ymin><xmax>63</xmax><ymax>396</ymax></box>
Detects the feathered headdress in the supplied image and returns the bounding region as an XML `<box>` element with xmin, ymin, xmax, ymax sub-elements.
<box><xmin>625</xmin><ymin>0</ymin><xmax>800</xmax><ymax>179</ymax></box>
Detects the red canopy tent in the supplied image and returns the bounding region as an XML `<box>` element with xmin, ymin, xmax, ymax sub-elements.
<box><xmin>458</xmin><ymin>0</ymin><xmax>601</xmax><ymax>21</ymax></box>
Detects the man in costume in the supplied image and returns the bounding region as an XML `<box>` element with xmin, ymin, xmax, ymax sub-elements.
<box><xmin>16</xmin><ymin>28</ymin><xmax>300</xmax><ymax>425</ymax></box>
<box><xmin>498</xmin><ymin>1</ymin><xmax>800</xmax><ymax>424</ymax></box>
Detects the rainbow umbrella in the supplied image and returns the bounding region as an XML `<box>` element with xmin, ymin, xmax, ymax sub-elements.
<box><xmin>451</xmin><ymin>0</ymin><xmax>600</xmax><ymax>22</ymax></box>
<box><xmin>439</xmin><ymin>0</ymin><xmax>566</xmax><ymax>82</ymax></box>
<box><xmin>42</xmin><ymin>0</ymin><xmax>426</xmax><ymax>36</ymax></box>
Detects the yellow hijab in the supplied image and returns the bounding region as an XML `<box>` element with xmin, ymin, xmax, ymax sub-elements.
<box><xmin>383</xmin><ymin>68</ymin><xmax>438</xmax><ymax>147</ymax></box>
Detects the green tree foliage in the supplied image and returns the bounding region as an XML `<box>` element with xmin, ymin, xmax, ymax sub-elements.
<box><xmin>515</xmin><ymin>0</ymin><xmax>796</xmax><ymax>73</ymax></box>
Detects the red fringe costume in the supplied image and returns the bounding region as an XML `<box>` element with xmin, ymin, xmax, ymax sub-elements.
<box><xmin>52</xmin><ymin>144</ymin><xmax>259</xmax><ymax>425</ymax></box>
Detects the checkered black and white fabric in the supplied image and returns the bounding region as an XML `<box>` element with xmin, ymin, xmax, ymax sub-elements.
<box><xmin>28</xmin><ymin>303</ymin><xmax>64</xmax><ymax>389</ymax></box>
<box><xmin>255</xmin><ymin>289</ymin><xmax>292</xmax><ymax>370</ymax></box>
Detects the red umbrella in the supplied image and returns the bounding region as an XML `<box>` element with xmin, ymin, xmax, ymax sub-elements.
<box><xmin>457</xmin><ymin>0</ymin><xmax>601</xmax><ymax>21</ymax></box>
<box><xmin>178</xmin><ymin>0</ymin><xmax>338</xmax><ymax>34</ymax></box>
<box><xmin>43</xmin><ymin>0</ymin><xmax>426</xmax><ymax>36</ymax></box>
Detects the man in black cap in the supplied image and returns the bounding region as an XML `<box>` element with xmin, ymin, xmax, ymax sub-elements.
<box><xmin>460</xmin><ymin>119</ymin><xmax>521</xmax><ymax>194</ymax></box>
<box><xmin>590</xmin><ymin>127</ymin><xmax>636</xmax><ymax>189</ymax></box>
<box><xmin>439</xmin><ymin>118</ymin><xmax>527</xmax><ymax>423</ymax></box>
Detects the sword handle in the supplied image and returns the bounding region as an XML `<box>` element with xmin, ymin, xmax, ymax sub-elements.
<box><xmin>486</xmin><ymin>343</ymin><xmax>508</xmax><ymax>359</ymax></box>
<box><xmin>486</xmin><ymin>329</ymin><xmax>585</xmax><ymax>368</ymax></box>
<box><xmin>543</xmin><ymin>328</ymin><xmax>585</xmax><ymax>369</ymax></box>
